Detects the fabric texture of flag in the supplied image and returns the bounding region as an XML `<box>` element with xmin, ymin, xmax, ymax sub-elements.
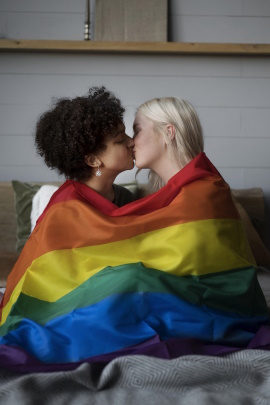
<box><xmin>1</xmin><ymin>152</ymin><xmax>270</xmax><ymax>372</ymax></box>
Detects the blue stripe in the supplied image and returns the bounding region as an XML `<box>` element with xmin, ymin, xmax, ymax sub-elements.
<box><xmin>0</xmin><ymin>292</ymin><xmax>268</xmax><ymax>363</ymax></box>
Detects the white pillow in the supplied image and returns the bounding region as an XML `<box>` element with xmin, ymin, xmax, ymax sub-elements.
<box><xmin>30</xmin><ymin>185</ymin><xmax>59</xmax><ymax>232</ymax></box>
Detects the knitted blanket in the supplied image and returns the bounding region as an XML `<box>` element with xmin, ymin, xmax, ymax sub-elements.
<box><xmin>1</xmin><ymin>351</ymin><xmax>270</xmax><ymax>404</ymax></box>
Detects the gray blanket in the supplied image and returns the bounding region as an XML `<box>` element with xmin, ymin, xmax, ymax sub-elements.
<box><xmin>1</xmin><ymin>350</ymin><xmax>270</xmax><ymax>404</ymax></box>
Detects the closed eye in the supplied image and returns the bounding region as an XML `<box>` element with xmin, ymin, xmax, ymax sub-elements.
<box><xmin>133</xmin><ymin>123</ymin><xmax>140</xmax><ymax>139</ymax></box>
<box><xmin>115</xmin><ymin>134</ymin><xmax>126</xmax><ymax>144</ymax></box>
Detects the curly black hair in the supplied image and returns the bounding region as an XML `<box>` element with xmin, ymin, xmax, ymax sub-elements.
<box><xmin>35</xmin><ymin>86</ymin><xmax>125</xmax><ymax>181</ymax></box>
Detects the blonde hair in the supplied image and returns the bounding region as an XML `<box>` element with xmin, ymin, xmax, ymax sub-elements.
<box><xmin>136</xmin><ymin>97</ymin><xmax>204</xmax><ymax>191</ymax></box>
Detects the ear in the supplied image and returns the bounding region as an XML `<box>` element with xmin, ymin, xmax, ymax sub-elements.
<box><xmin>84</xmin><ymin>155</ymin><xmax>101</xmax><ymax>168</ymax></box>
<box><xmin>166</xmin><ymin>124</ymin><xmax>175</xmax><ymax>141</ymax></box>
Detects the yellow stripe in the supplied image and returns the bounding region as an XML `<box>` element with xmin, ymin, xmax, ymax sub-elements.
<box><xmin>18</xmin><ymin>218</ymin><xmax>254</xmax><ymax>302</ymax></box>
<box><xmin>0</xmin><ymin>274</ymin><xmax>26</xmax><ymax>326</ymax></box>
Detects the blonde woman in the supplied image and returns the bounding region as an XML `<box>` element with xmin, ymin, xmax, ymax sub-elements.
<box><xmin>133</xmin><ymin>96</ymin><xmax>270</xmax><ymax>268</ymax></box>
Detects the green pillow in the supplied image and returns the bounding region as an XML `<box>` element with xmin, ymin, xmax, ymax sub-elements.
<box><xmin>11</xmin><ymin>181</ymin><xmax>41</xmax><ymax>252</ymax></box>
<box><xmin>118</xmin><ymin>182</ymin><xmax>138</xmax><ymax>195</ymax></box>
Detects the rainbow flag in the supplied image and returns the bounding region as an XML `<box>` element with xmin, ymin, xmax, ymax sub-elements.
<box><xmin>1</xmin><ymin>152</ymin><xmax>270</xmax><ymax>372</ymax></box>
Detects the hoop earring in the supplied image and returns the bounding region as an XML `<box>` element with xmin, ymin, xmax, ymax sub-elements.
<box><xmin>95</xmin><ymin>165</ymin><xmax>102</xmax><ymax>177</ymax></box>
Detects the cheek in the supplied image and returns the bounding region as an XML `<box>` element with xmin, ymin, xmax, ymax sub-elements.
<box><xmin>134</xmin><ymin>134</ymin><xmax>146</xmax><ymax>148</ymax></box>
<box><xmin>134</xmin><ymin>137</ymin><xmax>139</xmax><ymax>146</ymax></box>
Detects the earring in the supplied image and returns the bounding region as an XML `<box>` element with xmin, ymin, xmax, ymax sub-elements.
<box><xmin>95</xmin><ymin>165</ymin><xmax>102</xmax><ymax>177</ymax></box>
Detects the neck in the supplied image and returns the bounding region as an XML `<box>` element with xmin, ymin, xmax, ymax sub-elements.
<box><xmin>152</xmin><ymin>156</ymin><xmax>181</xmax><ymax>184</ymax></box>
<box><xmin>82</xmin><ymin>174</ymin><xmax>116</xmax><ymax>202</ymax></box>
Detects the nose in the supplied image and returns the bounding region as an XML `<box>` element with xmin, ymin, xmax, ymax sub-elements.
<box><xmin>126</xmin><ymin>135</ymin><xmax>134</xmax><ymax>147</ymax></box>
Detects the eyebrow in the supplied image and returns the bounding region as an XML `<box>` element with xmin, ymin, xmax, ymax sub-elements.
<box><xmin>114</xmin><ymin>126</ymin><xmax>126</xmax><ymax>137</ymax></box>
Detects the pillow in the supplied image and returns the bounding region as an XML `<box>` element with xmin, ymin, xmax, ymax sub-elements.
<box><xmin>12</xmin><ymin>181</ymin><xmax>41</xmax><ymax>252</ymax></box>
<box><xmin>116</xmin><ymin>182</ymin><xmax>138</xmax><ymax>196</ymax></box>
<box><xmin>235</xmin><ymin>201</ymin><xmax>270</xmax><ymax>269</ymax></box>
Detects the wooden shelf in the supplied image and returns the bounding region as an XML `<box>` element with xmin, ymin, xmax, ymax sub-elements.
<box><xmin>0</xmin><ymin>39</ymin><xmax>270</xmax><ymax>56</ymax></box>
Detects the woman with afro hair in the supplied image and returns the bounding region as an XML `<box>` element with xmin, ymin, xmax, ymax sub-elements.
<box><xmin>35</xmin><ymin>86</ymin><xmax>135</xmax><ymax>206</ymax></box>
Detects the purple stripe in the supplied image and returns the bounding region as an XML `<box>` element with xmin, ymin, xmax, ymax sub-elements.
<box><xmin>1</xmin><ymin>326</ymin><xmax>270</xmax><ymax>374</ymax></box>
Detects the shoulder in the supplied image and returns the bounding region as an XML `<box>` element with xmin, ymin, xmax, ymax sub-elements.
<box><xmin>113</xmin><ymin>184</ymin><xmax>136</xmax><ymax>207</ymax></box>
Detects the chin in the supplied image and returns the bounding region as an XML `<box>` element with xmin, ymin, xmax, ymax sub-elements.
<box><xmin>134</xmin><ymin>161</ymin><xmax>144</xmax><ymax>170</ymax></box>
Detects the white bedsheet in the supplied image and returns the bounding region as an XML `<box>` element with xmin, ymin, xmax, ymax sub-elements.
<box><xmin>30</xmin><ymin>185</ymin><xmax>59</xmax><ymax>232</ymax></box>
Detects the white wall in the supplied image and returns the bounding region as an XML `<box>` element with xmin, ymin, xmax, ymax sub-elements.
<box><xmin>1</xmin><ymin>0</ymin><xmax>270</xmax><ymax>245</ymax></box>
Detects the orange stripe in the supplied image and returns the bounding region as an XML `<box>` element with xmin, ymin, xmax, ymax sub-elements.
<box><xmin>33</xmin><ymin>176</ymin><xmax>238</xmax><ymax>254</ymax></box>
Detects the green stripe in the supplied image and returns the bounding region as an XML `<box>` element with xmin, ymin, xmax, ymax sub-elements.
<box><xmin>0</xmin><ymin>263</ymin><xmax>267</xmax><ymax>336</ymax></box>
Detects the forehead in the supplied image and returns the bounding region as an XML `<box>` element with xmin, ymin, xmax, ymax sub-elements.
<box><xmin>133</xmin><ymin>112</ymin><xmax>152</xmax><ymax>127</ymax></box>
<box><xmin>113</xmin><ymin>122</ymin><xmax>125</xmax><ymax>135</ymax></box>
<box><xmin>104</xmin><ymin>123</ymin><xmax>125</xmax><ymax>142</ymax></box>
